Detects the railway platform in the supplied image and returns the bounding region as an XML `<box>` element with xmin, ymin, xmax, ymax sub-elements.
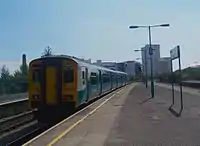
<box><xmin>23</xmin><ymin>83</ymin><xmax>200</xmax><ymax>146</ymax></box>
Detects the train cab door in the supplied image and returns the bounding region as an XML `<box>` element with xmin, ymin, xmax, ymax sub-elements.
<box><xmin>45</xmin><ymin>66</ymin><xmax>58</xmax><ymax>105</ymax></box>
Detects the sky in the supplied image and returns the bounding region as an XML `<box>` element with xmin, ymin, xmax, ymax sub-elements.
<box><xmin>1</xmin><ymin>0</ymin><xmax>200</xmax><ymax>72</ymax></box>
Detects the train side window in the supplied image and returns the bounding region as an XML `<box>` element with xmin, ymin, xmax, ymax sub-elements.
<box><xmin>32</xmin><ymin>70</ymin><xmax>41</xmax><ymax>82</ymax></box>
<box><xmin>82</xmin><ymin>71</ymin><xmax>85</xmax><ymax>79</ymax></box>
<box><xmin>91</xmin><ymin>72</ymin><xmax>97</xmax><ymax>85</ymax></box>
<box><xmin>102</xmin><ymin>74</ymin><xmax>106</xmax><ymax>83</ymax></box>
<box><xmin>64</xmin><ymin>68</ymin><xmax>74</xmax><ymax>83</ymax></box>
<box><xmin>118</xmin><ymin>75</ymin><xmax>121</xmax><ymax>81</ymax></box>
<box><xmin>111</xmin><ymin>73</ymin><xmax>114</xmax><ymax>81</ymax></box>
<box><xmin>113</xmin><ymin>74</ymin><xmax>116</xmax><ymax>82</ymax></box>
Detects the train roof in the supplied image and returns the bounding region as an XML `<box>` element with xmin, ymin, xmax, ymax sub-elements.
<box><xmin>30</xmin><ymin>55</ymin><xmax>127</xmax><ymax>75</ymax></box>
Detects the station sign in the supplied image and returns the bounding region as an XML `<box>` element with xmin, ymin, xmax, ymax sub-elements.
<box><xmin>170</xmin><ymin>45</ymin><xmax>180</xmax><ymax>60</ymax></box>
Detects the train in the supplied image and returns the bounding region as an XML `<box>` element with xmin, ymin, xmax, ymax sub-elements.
<box><xmin>28</xmin><ymin>55</ymin><xmax>127</xmax><ymax>123</ymax></box>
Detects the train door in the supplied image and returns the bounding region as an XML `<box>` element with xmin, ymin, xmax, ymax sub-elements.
<box><xmin>116</xmin><ymin>74</ymin><xmax>119</xmax><ymax>87</ymax></box>
<box><xmin>99</xmin><ymin>70</ymin><xmax>102</xmax><ymax>95</ymax></box>
<box><xmin>110</xmin><ymin>73</ymin><xmax>113</xmax><ymax>90</ymax></box>
<box><xmin>45</xmin><ymin>66</ymin><xmax>58</xmax><ymax>105</ymax></box>
<box><xmin>85</xmin><ymin>68</ymin><xmax>90</xmax><ymax>101</ymax></box>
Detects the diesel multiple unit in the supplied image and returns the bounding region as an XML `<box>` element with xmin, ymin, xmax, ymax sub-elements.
<box><xmin>28</xmin><ymin>55</ymin><xmax>127</xmax><ymax>122</ymax></box>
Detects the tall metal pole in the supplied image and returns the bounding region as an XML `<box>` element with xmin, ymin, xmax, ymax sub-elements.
<box><xmin>144</xmin><ymin>49</ymin><xmax>148</xmax><ymax>88</ymax></box>
<box><xmin>178</xmin><ymin>46</ymin><xmax>183</xmax><ymax>115</ymax></box>
<box><xmin>148</xmin><ymin>26</ymin><xmax>155</xmax><ymax>98</ymax></box>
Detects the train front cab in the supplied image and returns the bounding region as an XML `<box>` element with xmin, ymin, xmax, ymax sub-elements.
<box><xmin>29</xmin><ymin>58</ymin><xmax>78</xmax><ymax>122</ymax></box>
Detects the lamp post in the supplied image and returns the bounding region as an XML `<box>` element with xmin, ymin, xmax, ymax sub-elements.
<box><xmin>129</xmin><ymin>24</ymin><xmax>170</xmax><ymax>98</ymax></box>
<box><xmin>135</xmin><ymin>49</ymin><xmax>148</xmax><ymax>88</ymax></box>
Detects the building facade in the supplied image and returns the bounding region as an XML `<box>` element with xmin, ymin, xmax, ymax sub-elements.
<box><xmin>124</xmin><ymin>61</ymin><xmax>136</xmax><ymax>76</ymax></box>
<box><xmin>141</xmin><ymin>44</ymin><xmax>171</xmax><ymax>76</ymax></box>
<box><xmin>135</xmin><ymin>62</ymin><xmax>142</xmax><ymax>77</ymax></box>
<box><xmin>93</xmin><ymin>60</ymin><xmax>142</xmax><ymax>77</ymax></box>
<box><xmin>93</xmin><ymin>61</ymin><xmax>118</xmax><ymax>70</ymax></box>
<box><xmin>116</xmin><ymin>62</ymin><xmax>125</xmax><ymax>72</ymax></box>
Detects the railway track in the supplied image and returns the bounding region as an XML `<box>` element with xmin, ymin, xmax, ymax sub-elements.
<box><xmin>0</xmin><ymin>110</ymin><xmax>39</xmax><ymax>145</ymax></box>
<box><xmin>0</xmin><ymin>110</ymin><xmax>36</xmax><ymax>134</ymax></box>
<box><xmin>0</xmin><ymin>98</ymin><xmax>29</xmax><ymax>119</ymax></box>
<box><xmin>1</xmin><ymin>85</ymin><xmax>127</xmax><ymax>146</ymax></box>
<box><xmin>5</xmin><ymin>125</ymin><xmax>46</xmax><ymax>146</ymax></box>
<box><xmin>0</xmin><ymin>104</ymin><xmax>80</xmax><ymax>145</ymax></box>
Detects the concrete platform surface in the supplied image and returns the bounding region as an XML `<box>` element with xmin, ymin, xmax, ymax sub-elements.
<box><xmin>25</xmin><ymin>83</ymin><xmax>200</xmax><ymax>146</ymax></box>
<box><xmin>53</xmin><ymin>83</ymin><xmax>135</xmax><ymax>146</ymax></box>
<box><xmin>105</xmin><ymin>84</ymin><xmax>200</xmax><ymax>146</ymax></box>
<box><xmin>22</xmin><ymin>84</ymin><xmax>136</xmax><ymax>146</ymax></box>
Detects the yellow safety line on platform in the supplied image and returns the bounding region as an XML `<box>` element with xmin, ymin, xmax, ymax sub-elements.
<box><xmin>116</xmin><ymin>89</ymin><xmax>123</xmax><ymax>94</ymax></box>
<box><xmin>22</xmin><ymin>87</ymin><xmax>125</xmax><ymax>146</ymax></box>
<box><xmin>47</xmin><ymin>94</ymin><xmax>116</xmax><ymax>146</ymax></box>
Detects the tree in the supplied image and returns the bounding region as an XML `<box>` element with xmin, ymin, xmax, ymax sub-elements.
<box><xmin>0</xmin><ymin>65</ymin><xmax>11</xmax><ymax>80</ymax></box>
<box><xmin>20</xmin><ymin>64</ymin><xmax>28</xmax><ymax>76</ymax></box>
<box><xmin>0</xmin><ymin>65</ymin><xmax>11</xmax><ymax>94</ymax></box>
<box><xmin>0</xmin><ymin>63</ymin><xmax>29</xmax><ymax>94</ymax></box>
<box><xmin>42</xmin><ymin>46</ymin><xmax>53</xmax><ymax>57</ymax></box>
<box><xmin>13</xmin><ymin>70</ymin><xmax>22</xmax><ymax>78</ymax></box>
